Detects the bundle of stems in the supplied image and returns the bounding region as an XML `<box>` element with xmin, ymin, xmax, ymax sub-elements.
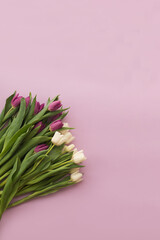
<box><xmin>0</xmin><ymin>92</ymin><xmax>86</xmax><ymax>219</ymax></box>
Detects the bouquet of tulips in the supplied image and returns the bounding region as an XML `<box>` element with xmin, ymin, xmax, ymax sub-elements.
<box><xmin>0</xmin><ymin>92</ymin><xmax>86</xmax><ymax>219</ymax></box>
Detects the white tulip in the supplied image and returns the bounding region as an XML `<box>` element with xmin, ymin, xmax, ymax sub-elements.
<box><xmin>64</xmin><ymin>132</ymin><xmax>75</xmax><ymax>144</ymax></box>
<box><xmin>63</xmin><ymin>144</ymin><xmax>75</xmax><ymax>153</ymax></box>
<box><xmin>70</xmin><ymin>171</ymin><xmax>83</xmax><ymax>183</ymax></box>
<box><xmin>72</xmin><ymin>150</ymin><xmax>86</xmax><ymax>164</ymax></box>
<box><xmin>73</xmin><ymin>148</ymin><xmax>78</xmax><ymax>153</ymax></box>
<box><xmin>51</xmin><ymin>131</ymin><xmax>65</xmax><ymax>146</ymax></box>
<box><xmin>60</xmin><ymin>123</ymin><xmax>69</xmax><ymax>134</ymax></box>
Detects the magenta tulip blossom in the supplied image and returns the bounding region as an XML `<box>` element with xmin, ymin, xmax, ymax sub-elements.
<box><xmin>25</xmin><ymin>96</ymin><xmax>30</xmax><ymax>108</ymax></box>
<box><xmin>34</xmin><ymin>101</ymin><xmax>45</xmax><ymax>114</ymax></box>
<box><xmin>49</xmin><ymin>120</ymin><xmax>63</xmax><ymax>132</ymax></box>
<box><xmin>34</xmin><ymin>144</ymin><xmax>49</xmax><ymax>153</ymax></box>
<box><xmin>11</xmin><ymin>93</ymin><xmax>23</xmax><ymax>108</ymax></box>
<box><xmin>50</xmin><ymin>112</ymin><xmax>62</xmax><ymax>122</ymax></box>
<box><xmin>48</xmin><ymin>100</ymin><xmax>62</xmax><ymax>111</ymax></box>
<box><xmin>34</xmin><ymin>121</ymin><xmax>45</xmax><ymax>133</ymax></box>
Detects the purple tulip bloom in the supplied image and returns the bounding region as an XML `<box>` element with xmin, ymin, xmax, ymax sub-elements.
<box><xmin>34</xmin><ymin>121</ymin><xmax>45</xmax><ymax>133</ymax></box>
<box><xmin>34</xmin><ymin>101</ymin><xmax>45</xmax><ymax>114</ymax></box>
<box><xmin>50</xmin><ymin>112</ymin><xmax>62</xmax><ymax>122</ymax></box>
<box><xmin>25</xmin><ymin>96</ymin><xmax>30</xmax><ymax>108</ymax></box>
<box><xmin>34</xmin><ymin>144</ymin><xmax>49</xmax><ymax>153</ymax></box>
<box><xmin>48</xmin><ymin>100</ymin><xmax>62</xmax><ymax>112</ymax></box>
<box><xmin>11</xmin><ymin>93</ymin><xmax>23</xmax><ymax>108</ymax></box>
<box><xmin>50</xmin><ymin>120</ymin><xmax>63</xmax><ymax>132</ymax></box>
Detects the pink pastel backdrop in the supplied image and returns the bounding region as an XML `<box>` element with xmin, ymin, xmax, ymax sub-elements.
<box><xmin>0</xmin><ymin>0</ymin><xmax>160</xmax><ymax>239</ymax></box>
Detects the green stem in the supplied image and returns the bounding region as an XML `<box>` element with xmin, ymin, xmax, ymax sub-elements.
<box><xmin>8</xmin><ymin>180</ymin><xmax>73</xmax><ymax>208</ymax></box>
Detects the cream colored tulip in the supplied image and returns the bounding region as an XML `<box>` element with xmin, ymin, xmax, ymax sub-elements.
<box><xmin>72</xmin><ymin>150</ymin><xmax>86</xmax><ymax>164</ymax></box>
<box><xmin>64</xmin><ymin>132</ymin><xmax>75</xmax><ymax>144</ymax></box>
<box><xmin>63</xmin><ymin>144</ymin><xmax>75</xmax><ymax>153</ymax></box>
<box><xmin>51</xmin><ymin>131</ymin><xmax>65</xmax><ymax>146</ymax></box>
<box><xmin>70</xmin><ymin>172</ymin><xmax>83</xmax><ymax>183</ymax></box>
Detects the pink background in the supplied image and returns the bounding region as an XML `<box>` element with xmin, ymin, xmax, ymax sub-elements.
<box><xmin>0</xmin><ymin>0</ymin><xmax>160</xmax><ymax>239</ymax></box>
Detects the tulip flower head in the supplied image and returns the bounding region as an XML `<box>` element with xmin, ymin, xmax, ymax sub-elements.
<box><xmin>34</xmin><ymin>144</ymin><xmax>49</xmax><ymax>153</ymax></box>
<box><xmin>63</xmin><ymin>144</ymin><xmax>75</xmax><ymax>153</ymax></box>
<box><xmin>50</xmin><ymin>112</ymin><xmax>62</xmax><ymax>122</ymax></box>
<box><xmin>72</xmin><ymin>150</ymin><xmax>86</xmax><ymax>164</ymax></box>
<box><xmin>11</xmin><ymin>93</ymin><xmax>23</xmax><ymax>108</ymax></box>
<box><xmin>25</xmin><ymin>96</ymin><xmax>30</xmax><ymax>108</ymax></box>
<box><xmin>70</xmin><ymin>171</ymin><xmax>83</xmax><ymax>183</ymax></box>
<box><xmin>34</xmin><ymin>121</ymin><xmax>45</xmax><ymax>133</ymax></box>
<box><xmin>63</xmin><ymin>131</ymin><xmax>75</xmax><ymax>144</ymax></box>
<box><xmin>34</xmin><ymin>101</ymin><xmax>45</xmax><ymax>114</ymax></box>
<box><xmin>48</xmin><ymin>100</ymin><xmax>62</xmax><ymax>111</ymax></box>
<box><xmin>51</xmin><ymin>131</ymin><xmax>66</xmax><ymax>146</ymax></box>
<box><xmin>49</xmin><ymin>120</ymin><xmax>63</xmax><ymax>132</ymax></box>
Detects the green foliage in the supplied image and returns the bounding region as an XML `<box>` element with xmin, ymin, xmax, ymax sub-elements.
<box><xmin>0</xmin><ymin>93</ymin><xmax>85</xmax><ymax>219</ymax></box>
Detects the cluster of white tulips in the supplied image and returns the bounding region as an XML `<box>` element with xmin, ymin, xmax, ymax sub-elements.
<box><xmin>51</xmin><ymin>123</ymin><xmax>86</xmax><ymax>183</ymax></box>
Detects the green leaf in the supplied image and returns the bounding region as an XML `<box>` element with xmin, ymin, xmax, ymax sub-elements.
<box><xmin>40</xmin><ymin>108</ymin><xmax>69</xmax><ymax>121</ymax></box>
<box><xmin>27</xmin><ymin>165</ymin><xmax>70</xmax><ymax>185</ymax></box>
<box><xmin>19</xmin><ymin>150</ymin><xmax>48</xmax><ymax>177</ymax></box>
<box><xmin>0</xmin><ymin>136</ymin><xmax>51</xmax><ymax>176</ymax></box>
<box><xmin>0</xmin><ymin>91</ymin><xmax>16</xmax><ymax>127</ymax></box>
<box><xmin>24</xmin><ymin>96</ymin><xmax>36</xmax><ymax>123</ymax></box>
<box><xmin>0</xmin><ymin>157</ymin><xmax>21</xmax><ymax>218</ymax></box>
<box><xmin>0</xmin><ymin>128</ymin><xmax>32</xmax><ymax>166</ymax></box>
<box><xmin>4</xmin><ymin>98</ymin><xmax>26</xmax><ymax>146</ymax></box>
<box><xmin>9</xmin><ymin>178</ymin><xmax>72</xmax><ymax>208</ymax></box>
<box><xmin>58</xmin><ymin>111</ymin><xmax>69</xmax><ymax>120</ymax></box>
<box><xmin>48</xmin><ymin>144</ymin><xmax>64</xmax><ymax>162</ymax></box>
<box><xmin>0</xmin><ymin>123</ymin><xmax>33</xmax><ymax>160</ymax></box>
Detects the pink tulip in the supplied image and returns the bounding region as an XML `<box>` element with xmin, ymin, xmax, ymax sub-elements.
<box><xmin>49</xmin><ymin>120</ymin><xmax>63</xmax><ymax>132</ymax></box>
<box><xmin>34</xmin><ymin>144</ymin><xmax>49</xmax><ymax>153</ymax></box>
<box><xmin>11</xmin><ymin>93</ymin><xmax>23</xmax><ymax>108</ymax></box>
<box><xmin>34</xmin><ymin>101</ymin><xmax>45</xmax><ymax>114</ymax></box>
<box><xmin>34</xmin><ymin>121</ymin><xmax>45</xmax><ymax>133</ymax></box>
<box><xmin>48</xmin><ymin>101</ymin><xmax>62</xmax><ymax>111</ymax></box>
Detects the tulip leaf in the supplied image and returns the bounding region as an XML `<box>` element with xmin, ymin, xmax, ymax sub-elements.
<box><xmin>0</xmin><ymin>157</ymin><xmax>21</xmax><ymax>218</ymax></box>
<box><xmin>25</xmin><ymin>96</ymin><xmax>36</xmax><ymax>123</ymax></box>
<box><xmin>19</xmin><ymin>150</ymin><xmax>48</xmax><ymax>177</ymax></box>
<box><xmin>0</xmin><ymin>136</ymin><xmax>51</xmax><ymax>176</ymax></box>
<box><xmin>0</xmin><ymin>123</ymin><xmax>33</xmax><ymax>159</ymax></box>
<box><xmin>4</xmin><ymin>98</ymin><xmax>26</xmax><ymax>146</ymax></box>
<box><xmin>0</xmin><ymin>128</ymin><xmax>32</xmax><ymax>166</ymax></box>
<box><xmin>0</xmin><ymin>91</ymin><xmax>16</xmax><ymax>127</ymax></box>
<box><xmin>40</xmin><ymin>108</ymin><xmax>70</xmax><ymax>121</ymax></box>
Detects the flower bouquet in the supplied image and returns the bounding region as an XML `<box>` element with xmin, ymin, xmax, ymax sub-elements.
<box><xmin>0</xmin><ymin>92</ymin><xmax>86</xmax><ymax>219</ymax></box>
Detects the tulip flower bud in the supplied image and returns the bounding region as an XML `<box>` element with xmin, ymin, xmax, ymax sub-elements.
<box><xmin>34</xmin><ymin>101</ymin><xmax>45</xmax><ymax>114</ymax></box>
<box><xmin>34</xmin><ymin>121</ymin><xmax>45</xmax><ymax>133</ymax></box>
<box><xmin>34</xmin><ymin>144</ymin><xmax>49</xmax><ymax>153</ymax></box>
<box><xmin>25</xmin><ymin>96</ymin><xmax>30</xmax><ymax>108</ymax></box>
<box><xmin>64</xmin><ymin>132</ymin><xmax>75</xmax><ymax>144</ymax></box>
<box><xmin>70</xmin><ymin>172</ymin><xmax>83</xmax><ymax>183</ymax></box>
<box><xmin>49</xmin><ymin>120</ymin><xmax>63</xmax><ymax>132</ymax></box>
<box><xmin>50</xmin><ymin>112</ymin><xmax>62</xmax><ymax>122</ymax></box>
<box><xmin>72</xmin><ymin>150</ymin><xmax>86</xmax><ymax>164</ymax></box>
<box><xmin>48</xmin><ymin>100</ymin><xmax>62</xmax><ymax>111</ymax></box>
<box><xmin>11</xmin><ymin>93</ymin><xmax>23</xmax><ymax>108</ymax></box>
<box><xmin>63</xmin><ymin>144</ymin><xmax>75</xmax><ymax>153</ymax></box>
<box><xmin>51</xmin><ymin>131</ymin><xmax>66</xmax><ymax>146</ymax></box>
